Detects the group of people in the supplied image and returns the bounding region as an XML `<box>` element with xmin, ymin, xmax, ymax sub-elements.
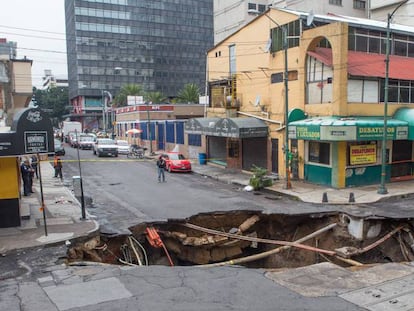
<box><xmin>20</xmin><ymin>154</ymin><xmax>63</xmax><ymax>197</ymax></box>
<box><xmin>20</xmin><ymin>155</ymin><xmax>38</xmax><ymax>196</ymax></box>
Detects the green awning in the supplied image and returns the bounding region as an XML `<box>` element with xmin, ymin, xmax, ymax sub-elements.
<box><xmin>185</xmin><ymin>117</ymin><xmax>268</xmax><ymax>138</ymax></box>
<box><xmin>289</xmin><ymin>116</ymin><xmax>408</xmax><ymax>141</ymax></box>
<box><xmin>394</xmin><ymin>108</ymin><xmax>414</xmax><ymax>140</ymax></box>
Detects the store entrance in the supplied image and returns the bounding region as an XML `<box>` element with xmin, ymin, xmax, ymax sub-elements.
<box><xmin>391</xmin><ymin>140</ymin><xmax>413</xmax><ymax>181</ymax></box>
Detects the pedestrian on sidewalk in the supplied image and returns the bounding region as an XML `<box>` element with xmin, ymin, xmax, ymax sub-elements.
<box><xmin>20</xmin><ymin>159</ymin><xmax>33</xmax><ymax>196</ymax></box>
<box><xmin>31</xmin><ymin>154</ymin><xmax>39</xmax><ymax>179</ymax></box>
<box><xmin>156</xmin><ymin>155</ymin><xmax>166</xmax><ymax>183</ymax></box>
<box><xmin>53</xmin><ymin>154</ymin><xmax>63</xmax><ymax>180</ymax></box>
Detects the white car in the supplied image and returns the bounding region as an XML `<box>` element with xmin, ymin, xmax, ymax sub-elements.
<box><xmin>93</xmin><ymin>138</ymin><xmax>118</xmax><ymax>157</ymax></box>
<box><xmin>116</xmin><ymin>140</ymin><xmax>130</xmax><ymax>154</ymax></box>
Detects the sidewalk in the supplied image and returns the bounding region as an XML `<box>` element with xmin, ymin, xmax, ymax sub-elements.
<box><xmin>190</xmin><ymin>162</ymin><xmax>414</xmax><ymax>204</ymax></box>
<box><xmin>0</xmin><ymin>161</ymin><xmax>98</xmax><ymax>254</ymax></box>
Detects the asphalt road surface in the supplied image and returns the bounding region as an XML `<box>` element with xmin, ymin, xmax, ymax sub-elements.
<box><xmin>62</xmin><ymin>145</ymin><xmax>312</xmax><ymax>234</ymax></box>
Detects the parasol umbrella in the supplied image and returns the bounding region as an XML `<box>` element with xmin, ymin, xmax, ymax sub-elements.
<box><xmin>126</xmin><ymin>128</ymin><xmax>143</xmax><ymax>135</ymax></box>
<box><xmin>126</xmin><ymin>128</ymin><xmax>143</xmax><ymax>145</ymax></box>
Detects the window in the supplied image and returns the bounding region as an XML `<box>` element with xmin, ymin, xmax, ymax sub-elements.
<box><xmin>353</xmin><ymin>0</ymin><xmax>366</xmax><ymax>9</ymax></box>
<box><xmin>329</xmin><ymin>0</ymin><xmax>342</xmax><ymax>5</ymax></box>
<box><xmin>271</xmin><ymin>20</ymin><xmax>300</xmax><ymax>53</ymax></box>
<box><xmin>248</xmin><ymin>3</ymin><xmax>256</xmax><ymax>10</ymax></box>
<box><xmin>188</xmin><ymin>134</ymin><xmax>201</xmax><ymax>146</ymax></box>
<box><xmin>229</xmin><ymin>45</ymin><xmax>236</xmax><ymax>76</ymax></box>
<box><xmin>308</xmin><ymin>142</ymin><xmax>330</xmax><ymax>165</ymax></box>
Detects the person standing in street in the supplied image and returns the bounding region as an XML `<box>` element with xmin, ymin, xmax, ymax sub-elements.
<box><xmin>53</xmin><ymin>154</ymin><xmax>63</xmax><ymax>180</ymax></box>
<box><xmin>156</xmin><ymin>155</ymin><xmax>166</xmax><ymax>183</ymax></box>
<box><xmin>20</xmin><ymin>159</ymin><xmax>33</xmax><ymax>196</ymax></box>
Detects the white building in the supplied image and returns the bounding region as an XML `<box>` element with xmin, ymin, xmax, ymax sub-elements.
<box><xmin>214</xmin><ymin>0</ymin><xmax>368</xmax><ymax>43</ymax></box>
<box><xmin>41</xmin><ymin>69</ymin><xmax>68</xmax><ymax>90</ymax></box>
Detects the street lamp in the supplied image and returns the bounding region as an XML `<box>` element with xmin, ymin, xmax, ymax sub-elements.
<box><xmin>248</xmin><ymin>9</ymin><xmax>291</xmax><ymax>189</ymax></box>
<box><xmin>378</xmin><ymin>0</ymin><xmax>408</xmax><ymax>195</ymax></box>
<box><xmin>146</xmin><ymin>101</ymin><xmax>153</xmax><ymax>155</ymax></box>
<box><xmin>102</xmin><ymin>90</ymin><xmax>112</xmax><ymax>134</ymax></box>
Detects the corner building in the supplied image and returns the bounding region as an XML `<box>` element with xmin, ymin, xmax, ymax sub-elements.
<box><xmin>202</xmin><ymin>7</ymin><xmax>414</xmax><ymax>188</ymax></box>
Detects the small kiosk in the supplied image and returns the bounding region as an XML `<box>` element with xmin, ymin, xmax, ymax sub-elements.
<box><xmin>0</xmin><ymin>108</ymin><xmax>54</xmax><ymax>228</ymax></box>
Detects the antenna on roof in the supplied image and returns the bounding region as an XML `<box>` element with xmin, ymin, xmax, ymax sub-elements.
<box><xmin>306</xmin><ymin>10</ymin><xmax>315</xmax><ymax>27</ymax></box>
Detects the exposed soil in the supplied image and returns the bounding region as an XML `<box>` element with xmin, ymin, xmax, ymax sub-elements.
<box><xmin>66</xmin><ymin>211</ymin><xmax>414</xmax><ymax>269</ymax></box>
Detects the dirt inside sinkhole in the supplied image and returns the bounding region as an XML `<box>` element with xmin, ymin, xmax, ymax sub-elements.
<box><xmin>66</xmin><ymin>211</ymin><xmax>414</xmax><ymax>269</ymax></box>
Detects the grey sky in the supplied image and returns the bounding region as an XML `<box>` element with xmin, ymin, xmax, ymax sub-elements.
<box><xmin>0</xmin><ymin>0</ymin><xmax>67</xmax><ymax>88</ymax></box>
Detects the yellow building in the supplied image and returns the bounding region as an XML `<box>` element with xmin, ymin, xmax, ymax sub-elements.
<box><xmin>201</xmin><ymin>7</ymin><xmax>414</xmax><ymax>188</ymax></box>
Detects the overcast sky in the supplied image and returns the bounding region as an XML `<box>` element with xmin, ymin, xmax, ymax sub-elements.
<box><xmin>0</xmin><ymin>0</ymin><xmax>67</xmax><ymax>88</ymax></box>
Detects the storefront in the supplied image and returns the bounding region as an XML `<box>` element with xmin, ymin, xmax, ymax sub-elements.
<box><xmin>0</xmin><ymin>108</ymin><xmax>54</xmax><ymax>227</ymax></box>
<box><xmin>185</xmin><ymin>117</ymin><xmax>268</xmax><ymax>170</ymax></box>
<box><xmin>289</xmin><ymin>114</ymin><xmax>410</xmax><ymax>188</ymax></box>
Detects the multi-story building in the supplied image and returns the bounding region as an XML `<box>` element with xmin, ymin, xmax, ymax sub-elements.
<box><xmin>41</xmin><ymin>69</ymin><xmax>68</xmax><ymax>90</ymax></box>
<box><xmin>64</xmin><ymin>0</ymin><xmax>214</xmax><ymax>131</ymax></box>
<box><xmin>0</xmin><ymin>39</ymin><xmax>32</xmax><ymax>127</ymax></box>
<box><xmin>214</xmin><ymin>0</ymin><xmax>368</xmax><ymax>44</ymax></box>
<box><xmin>190</xmin><ymin>6</ymin><xmax>414</xmax><ymax>189</ymax></box>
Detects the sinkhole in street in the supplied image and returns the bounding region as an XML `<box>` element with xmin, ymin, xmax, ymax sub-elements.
<box><xmin>66</xmin><ymin>211</ymin><xmax>414</xmax><ymax>269</ymax></box>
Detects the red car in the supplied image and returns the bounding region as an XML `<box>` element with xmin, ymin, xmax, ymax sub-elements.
<box><xmin>162</xmin><ymin>152</ymin><xmax>192</xmax><ymax>173</ymax></box>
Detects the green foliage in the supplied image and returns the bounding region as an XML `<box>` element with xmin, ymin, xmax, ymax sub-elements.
<box><xmin>113</xmin><ymin>84</ymin><xmax>144</xmax><ymax>107</ymax></box>
<box><xmin>32</xmin><ymin>86</ymin><xmax>69</xmax><ymax>127</ymax></box>
<box><xmin>249</xmin><ymin>165</ymin><xmax>273</xmax><ymax>190</ymax></box>
<box><xmin>177</xmin><ymin>83</ymin><xmax>200</xmax><ymax>104</ymax></box>
<box><xmin>145</xmin><ymin>91</ymin><xmax>165</xmax><ymax>104</ymax></box>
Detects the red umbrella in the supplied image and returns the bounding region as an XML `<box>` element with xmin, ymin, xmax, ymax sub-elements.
<box><xmin>126</xmin><ymin>128</ymin><xmax>143</xmax><ymax>135</ymax></box>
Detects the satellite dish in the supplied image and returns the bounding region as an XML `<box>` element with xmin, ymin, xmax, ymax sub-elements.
<box><xmin>306</xmin><ymin>10</ymin><xmax>314</xmax><ymax>26</ymax></box>
<box><xmin>254</xmin><ymin>95</ymin><xmax>261</xmax><ymax>107</ymax></box>
<box><xmin>264</xmin><ymin>38</ymin><xmax>272</xmax><ymax>53</ymax></box>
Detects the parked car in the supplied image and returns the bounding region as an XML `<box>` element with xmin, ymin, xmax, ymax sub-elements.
<box><xmin>116</xmin><ymin>140</ymin><xmax>130</xmax><ymax>154</ymax></box>
<box><xmin>78</xmin><ymin>134</ymin><xmax>96</xmax><ymax>150</ymax></box>
<box><xmin>54</xmin><ymin>139</ymin><xmax>65</xmax><ymax>156</ymax></box>
<box><xmin>93</xmin><ymin>138</ymin><xmax>118</xmax><ymax>157</ymax></box>
<box><xmin>162</xmin><ymin>152</ymin><xmax>192</xmax><ymax>172</ymax></box>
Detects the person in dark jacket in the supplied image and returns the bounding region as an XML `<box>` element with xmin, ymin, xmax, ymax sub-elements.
<box><xmin>20</xmin><ymin>159</ymin><xmax>33</xmax><ymax>196</ymax></box>
<box><xmin>156</xmin><ymin>155</ymin><xmax>166</xmax><ymax>183</ymax></box>
<box><xmin>31</xmin><ymin>154</ymin><xmax>39</xmax><ymax>179</ymax></box>
<box><xmin>54</xmin><ymin>155</ymin><xmax>63</xmax><ymax>180</ymax></box>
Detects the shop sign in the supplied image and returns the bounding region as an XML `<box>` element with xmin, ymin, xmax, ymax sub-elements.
<box><xmin>24</xmin><ymin>131</ymin><xmax>49</xmax><ymax>153</ymax></box>
<box><xmin>320</xmin><ymin>126</ymin><xmax>356</xmax><ymax>141</ymax></box>
<box><xmin>357</xmin><ymin>126</ymin><xmax>408</xmax><ymax>140</ymax></box>
<box><xmin>291</xmin><ymin>125</ymin><xmax>320</xmax><ymax>140</ymax></box>
<box><xmin>350</xmin><ymin>144</ymin><xmax>376</xmax><ymax>165</ymax></box>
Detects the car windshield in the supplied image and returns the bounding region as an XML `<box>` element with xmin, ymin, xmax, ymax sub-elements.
<box><xmin>54</xmin><ymin>140</ymin><xmax>62</xmax><ymax>147</ymax></box>
<box><xmin>80</xmin><ymin>136</ymin><xmax>94</xmax><ymax>142</ymax></box>
<box><xmin>98</xmin><ymin>139</ymin><xmax>115</xmax><ymax>145</ymax></box>
<box><xmin>117</xmin><ymin>141</ymin><xmax>128</xmax><ymax>146</ymax></box>
<box><xmin>168</xmin><ymin>153</ymin><xmax>185</xmax><ymax>160</ymax></box>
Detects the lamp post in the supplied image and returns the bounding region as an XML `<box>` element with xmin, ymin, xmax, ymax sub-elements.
<box><xmin>378</xmin><ymin>0</ymin><xmax>408</xmax><ymax>195</ymax></box>
<box><xmin>248</xmin><ymin>9</ymin><xmax>291</xmax><ymax>189</ymax></box>
<box><xmin>146</xmin><ymin>101</ymin><xmax>153</xmax><ymax>155</ymax></box>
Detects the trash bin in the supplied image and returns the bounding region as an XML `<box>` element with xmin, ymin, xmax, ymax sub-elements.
<box><xmin>198</xmin><ymin>153</ymin><xmax>207</xmax><ymax>165</ymax></box>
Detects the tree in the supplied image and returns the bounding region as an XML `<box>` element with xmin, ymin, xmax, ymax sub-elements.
<box><xmin>32</xmin><ymin>86</ymin><xmax>70</xmax><ymax>127</ymax></box>
<box><xmin>177</xmin><ymin>83</ymin><xmax>200</xmax><ymax>104</ymax></box>
<box><xmin>113</xmin><ymin>84</ymin><xmax>144</xmax><ymax>107</ymax></box>
<box><xmin>144</xmin><ymin>91</ymin><xmax>165</xmax><ymax>104</ymax></box>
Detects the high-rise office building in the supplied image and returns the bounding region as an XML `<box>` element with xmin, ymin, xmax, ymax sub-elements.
<box><xmin>64</xmin><ymin>0</ymin><xmax>213</xmax><ymax>128</ymax></box>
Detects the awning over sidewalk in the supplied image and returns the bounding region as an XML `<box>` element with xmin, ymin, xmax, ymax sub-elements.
<box><xmin>307</xmin><ymin>47</ymin><xmax>414</xmax><ymax>80</ymax></box>
<box><xmin>185</xmin><ymin>117</ymin><xmax>268</xmax><ymax>138</ymax></box>
<box><xmin>289</xmin><ymin>116</ymin><xmax>408</xmax><ymax>141</ymax></box>
<box><xmin>393</xmin><ymin>108</ymin><xmax>414</xmax><ymax>140</ymax></box>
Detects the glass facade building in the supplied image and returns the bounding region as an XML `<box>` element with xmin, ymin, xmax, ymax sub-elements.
<box><xmin>64</xmin><ymin>0</ymin><xmax>213</xmax><ymax>122</ymax></box>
